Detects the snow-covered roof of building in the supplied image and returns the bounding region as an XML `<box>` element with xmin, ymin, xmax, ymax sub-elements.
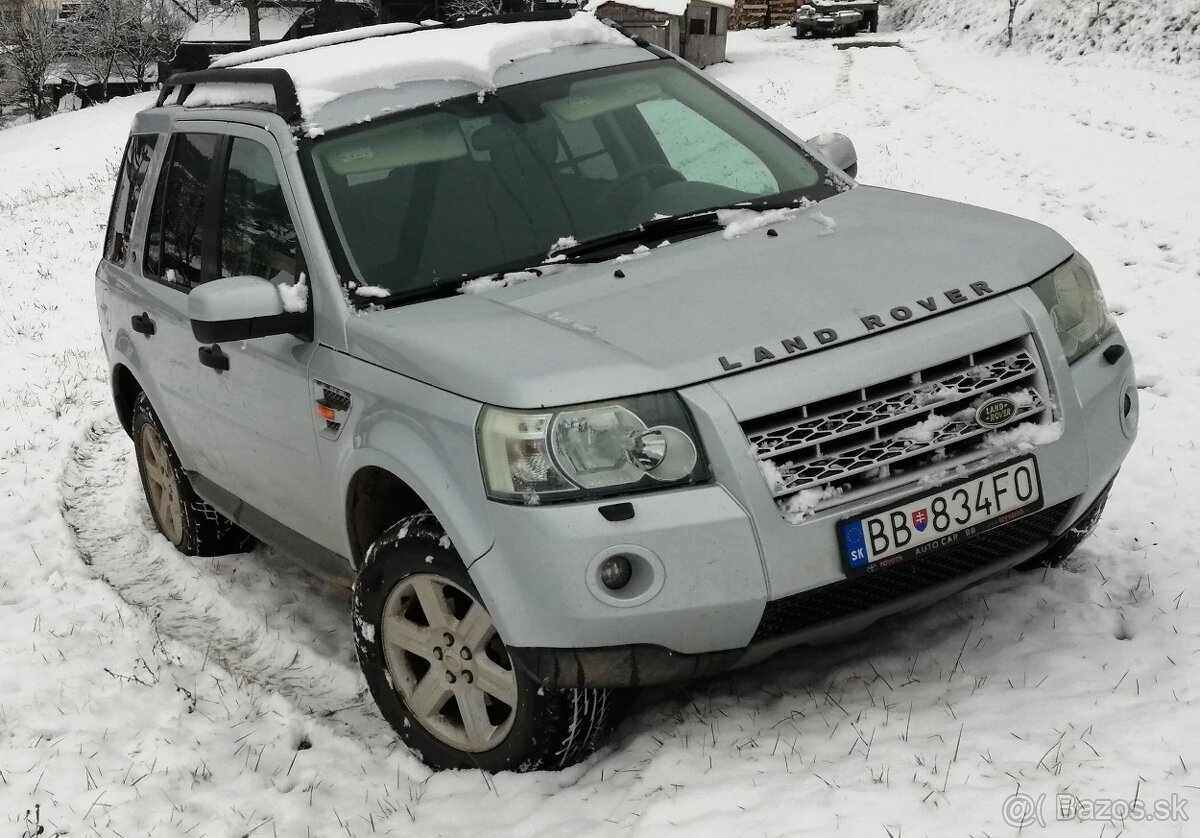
<box><xmin>191</xmin><ymin>16</ymin><xmax>632</xmax><ymax>120</ymax></box>
<box><xmin>184</xmin><ymin>8</ymin><xmax>304</xmax><ymax>44</ymax></box>
<box><xmin>597</xmin><ymin>0</ymin><xmax>734</xmax><ymax>14</ymax></box>
<box><xmin>600</xmin><ymin>0</ymin><xmax>688</xmax><ymax>14</ymax></box>
<box><xmin>46</xmin><ymin>57</ymin><xmax>160</xmax><ymax>86</ymax></box>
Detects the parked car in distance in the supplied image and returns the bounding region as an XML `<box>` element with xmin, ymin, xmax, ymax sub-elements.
<box><xmin>793</xmin><ymin>0</ymin><xmax>880</xmax><ymax>38</ymax></box>
<box><xmin>96</xmin><ymin>11</ymin><xmax>1136</xmax><ymax>772</ymax></box>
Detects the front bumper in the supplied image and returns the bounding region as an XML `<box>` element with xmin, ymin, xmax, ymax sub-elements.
<box><xmin>470</xmin><ymin>291</ymin><xmax>1137</xmax><ymax>687</ymax></box>
<box><xmin>510</xmin><ymin>485</ymin><xmax>1109</xmax><ymax>688</ymax></box>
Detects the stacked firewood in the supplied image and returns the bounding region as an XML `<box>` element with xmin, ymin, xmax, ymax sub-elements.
<box><xmin>731</xmin><ymin>0</ymin><xmax>797</xmax><ymax>30</ymax></box>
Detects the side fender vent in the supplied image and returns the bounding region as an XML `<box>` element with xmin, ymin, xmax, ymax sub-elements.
<box><xmin>313</xmin><ymin>380</ymin><xmax>352</xmax><ymax>440</ymax></box>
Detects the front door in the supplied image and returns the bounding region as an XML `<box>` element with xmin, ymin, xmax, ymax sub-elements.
<box><xmin>188</xmin><ymin>128</ymin><xmax>336</xmax><ymax>547</ymax></box>
<box><xmin>138</xmin><ymin>123</ymin><xmax>333</xmax><ymax>551</ymax></box>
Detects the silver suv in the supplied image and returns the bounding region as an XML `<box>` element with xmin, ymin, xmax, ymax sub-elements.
<box><xmin>97</xmin><ymin>12</ymin><xmax>1137</xmax><ymax>772</ymax></box>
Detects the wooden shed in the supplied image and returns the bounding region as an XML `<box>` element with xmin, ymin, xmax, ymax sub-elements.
<box><xmin>595</xmin><ymin>0</ymin><xmax>732</xmax><ymax>68</ymax></box>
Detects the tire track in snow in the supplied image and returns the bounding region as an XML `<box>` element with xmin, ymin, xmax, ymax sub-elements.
<box><xmin>838</xmin><ymin>41</ymin><xmax>943</xmax><ymax>128</ymax></box>
<box><xmin>834</xmin><ymin>48</ymin><xmax>854</xmax><ymax>97</ymax></box>
<box><xmin>60</xmin><ymin>415</ymin><xmax>402</xmax><ymax>747</ymax></box>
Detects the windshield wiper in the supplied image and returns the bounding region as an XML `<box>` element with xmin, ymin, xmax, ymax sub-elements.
<box><xmin>553</xmin><ymin>196</ymin><xmax>810</xmax><ymax>263</ymax></box>
<box><xmin>363</xmin><ymin>255</ymin><xmax>556</xmax><ymax>309</ymax></box>
<box><xmin>360</xmin><ymin>197</ymin><xmax>812</xmax><ymax>308</ymax></box>
<box><xmin>355</xmin><ymin>278</ymin><xmax>461</xmax><ymax>309</ymax></box>
<box><xmin>551</xmin><ymin>211</ymin><xmax>722</xmax><ymax>263</ymax></box>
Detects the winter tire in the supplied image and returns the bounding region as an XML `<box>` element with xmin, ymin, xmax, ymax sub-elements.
<box><xmin>353</xmin><ymin>512</ymin><xmax>624</xmax><ymax>772</ymax></box>
<box><xmin>131</xmin><ymin>392</ymin><xmax>255</xmax><ymax>557</ymax></box>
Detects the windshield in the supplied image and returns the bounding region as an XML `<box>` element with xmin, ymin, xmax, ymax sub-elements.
<box><xmin>306</xmin><ymin>59</ymin><xmax>840</xmax><ymax>301</ymax></box>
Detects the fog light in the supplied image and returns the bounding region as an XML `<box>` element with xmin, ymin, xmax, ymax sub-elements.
<box><xmin>599</xmin><ymin>555</ymin><xmax>633</xmax><ymax>590</ymax></box>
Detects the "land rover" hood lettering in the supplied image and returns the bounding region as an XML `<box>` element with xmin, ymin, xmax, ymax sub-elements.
<box><xmin>717</xmin><ymin>282</ymin><xmax>995</xmax><ymax>372</ymax></box>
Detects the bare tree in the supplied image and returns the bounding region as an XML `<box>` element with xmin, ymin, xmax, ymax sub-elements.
<box><xmin>62</xmin><ymin>0</ymin><xmax>126</xmax><ymax>101</ymax></box>
<box><xmin>209</xmin><ymin>0</ymin><xmax>379</xmax><ymax>49</ymax></box>
<box><xmin>54</xmin><ymin>0</ymin><xmax>191</xmax><ymax>102</ymax></box>
<box><xmin>244</xmin><ymin>0</ymin><xmax>262</xmax><ymax>46</ymax></box>
<box><xmin>121</xmin><ymin>0</ymin><xmax>190</xmax><ymax>88</ymax></box>
<box><xmin>0</xmin><ymin>5</ymin><xmax>62</xmax><ymax>118</ymax></box>
<box><xmin>445</xmin><ymin>0</ymin><xmax>505</xmax><ymax>19</ymax></box>
<box><xmin>1005</xmin><ymin>0</ymin><xmax>1022</xmax><ymax>47</ymax></box>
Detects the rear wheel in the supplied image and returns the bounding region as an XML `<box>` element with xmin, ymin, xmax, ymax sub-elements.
<box><xmin>131</xmin><ymin>393</ymin><xmax>254</xmax><ymax>556</ymax></box>
<box><xmin>353</xmin><ymin>513</ymin><xmax>624</xmax><ymax>772</ymax></box>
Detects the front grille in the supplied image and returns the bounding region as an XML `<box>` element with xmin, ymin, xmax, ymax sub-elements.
<box><xmin>753</xmin><ymin>498</ymin><xmax>1075</xmax><ymax>641</ymax></box>
<box><xmin>744</xmin><ymin>336</ymin><xmax>1053</xmax><ymax>518</ymax></box>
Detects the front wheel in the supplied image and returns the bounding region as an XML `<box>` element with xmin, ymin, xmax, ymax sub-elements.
<box><xmin>353</xmin><ymin>513</ymin><xmax>624</xmax><ymax>772</ymax></box>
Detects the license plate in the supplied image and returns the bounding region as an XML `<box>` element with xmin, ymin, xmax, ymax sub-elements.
<box><xmin>839</xmin><ymin>457</ymin><xmax>1043</xmax><ymax>572</ymax></box>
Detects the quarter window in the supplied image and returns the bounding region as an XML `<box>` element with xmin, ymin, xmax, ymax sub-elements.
<box><xmin>104</xmin><ymin>134</ymin><xmax>158</xmax><ymax>266</ymax></box>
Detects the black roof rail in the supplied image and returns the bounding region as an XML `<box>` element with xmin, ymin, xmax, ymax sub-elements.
<box><xmin>156</xmin><ymin>67</ymin><xmax>302</xmax><ymax>122</ymax></box>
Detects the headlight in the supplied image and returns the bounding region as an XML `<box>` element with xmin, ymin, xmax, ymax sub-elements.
<box><xmin>477</xmin><ymin>392</ymin><xmax>708</xmax><ymax>503</ymax></box>
<box><xmin>1031</xmin><ymin>254</ymin><xmax>1115</xmax><ymax>364</ymax></box>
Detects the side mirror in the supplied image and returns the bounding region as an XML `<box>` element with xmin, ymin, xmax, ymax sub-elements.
<box><xmin>807</xmin><ymin>132</ymin><xmax>858</xmax><ymax>179</ymax></box>
<box><xmin>189</xmin><ymin>275</ymin><xmax>308</xmax><ymax>343</ymax></box>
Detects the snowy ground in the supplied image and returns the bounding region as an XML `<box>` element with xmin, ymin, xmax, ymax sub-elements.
<box><xmin>2</xmin><ymin>26</ymin><xmax>1199</xmax><ymax>837</ymax></box>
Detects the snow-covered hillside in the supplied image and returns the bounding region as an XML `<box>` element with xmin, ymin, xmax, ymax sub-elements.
<box><xmin>2</xmin><ymin>27</ymin><xmax>1199</xmax><ymax>837</ymax></box>
<box><xmin>889</xmin><ymin>0</ymin><xmax>1200</xmax><ymax>69</ymax></box>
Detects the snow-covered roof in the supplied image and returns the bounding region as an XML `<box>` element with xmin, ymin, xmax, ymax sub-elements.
<box><xmin>46</xmin><ymin>61</ymin><xmax>160</xmax><ymax>86</ymax></box>
<box><xmin>210</xmin><ymin>22</ymin><xmax>421</xmax><ymax>67</ymax></box>
<box><xmin>597</xmin><ymin>0</ymin><xmax>734</xmax><ymax>14</ymax></box>
<box><xmin>600</xmin><ymin>0</ymin><xmax>689</xmax><ymax>14</ymax></box>
<box><xmin>184</xmin><ymin>8</ymin><xmax>304</xmax><ymax>44</ymax></box>
<box><xmin>191</xmin><ymin>16</ymin><xmax>631</xmax><ymax>120</ymax></box>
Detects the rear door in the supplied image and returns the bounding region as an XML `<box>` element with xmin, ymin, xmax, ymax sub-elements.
<box><xmin>97</xmin><ymin>131</ymin><xmax>160</xmax><ymax>414</ymax></box>
<box><xmin>124</xmin><ymin>127</ymin><xmax>228</xmax><ymax>480</ymax></box>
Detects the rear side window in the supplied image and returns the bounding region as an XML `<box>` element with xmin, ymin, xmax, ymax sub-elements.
<box><xmin>104</xmin><ymin>134</ymin><xmax>158</xmax><ymax>265</ymax></box>
<box><xmin>219</xmin><ymin>138</ymin><xmax>299</xmax><ymax>284</ymax></box>
<box><xmin>144</xmin><ymin>132</ymin><xmax>219</xmax><ymax>287</ymax></box>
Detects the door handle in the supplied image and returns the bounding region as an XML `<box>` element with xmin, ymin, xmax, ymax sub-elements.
<box><xmin>198</xmin><ymin>344</ymin><xmax>229</xmax><ymax>372</ymax></box>
<box><xmin>131</xmin><ymin>312</ymin><xmax>156</xmax><ymax>336</ymax></box>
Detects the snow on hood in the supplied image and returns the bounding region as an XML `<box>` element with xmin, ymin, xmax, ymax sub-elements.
<box><xmin>345</xmin><ymin>186</ymin><xmax>1073</xmax><ymax>408</ymax></box>
<box><xmin>195</xmin><ymin>17</ymin><xmax>630</xmax><ymax>122</ymax></box>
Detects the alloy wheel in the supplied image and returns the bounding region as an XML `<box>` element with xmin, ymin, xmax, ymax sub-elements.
<box><xmin>380</xmin><ymin>574</ymin><xmax>519</xmax><ymax>753</ymax></box>
<box><xmin>140</xmin><ymin>424</ymin><xmax>184</xmax><ymax>545</ymax></box>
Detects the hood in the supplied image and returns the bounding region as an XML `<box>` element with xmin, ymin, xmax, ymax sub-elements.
<box><xmin>344</xmin><ymin>186</ymin><xmax>1073</xmax><ymax>408</ymax></box>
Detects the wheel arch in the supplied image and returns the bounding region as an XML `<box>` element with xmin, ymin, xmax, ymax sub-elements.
<box><xmin>112</xmin><ymin>362</ymin><xmax>144</xmax><ymax>437</ymax></box>
<box><xmin>343</xmin><ymin>457</ymin><xmax>494</xmax><ymax>571</ymax></box>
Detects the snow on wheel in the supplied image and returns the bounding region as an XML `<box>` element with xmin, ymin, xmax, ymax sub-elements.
<box><xmin>353</xmin><ymin>514</ymin><xmax>625</xmax><ymax>772</ymax></box>
<box><xmin>130</xmin><ymin>392</ymin><xmax>254</xmax><ymax>557</ymax></box>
